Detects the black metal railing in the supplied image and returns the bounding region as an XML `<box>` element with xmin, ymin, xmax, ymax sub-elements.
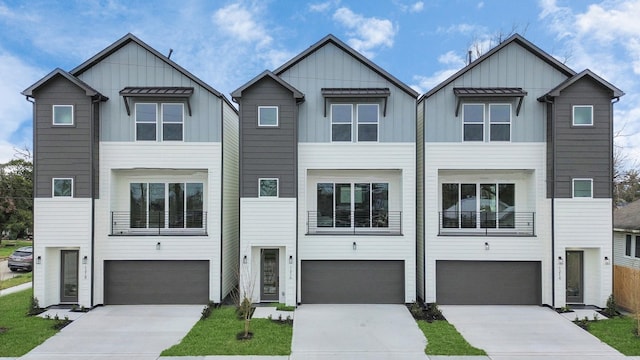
<box><xmin>307</xmin><ymin>211</ymin><xmax>402</xmax><ymax>235</ymax></box>
<box><xmin>438</xmin><ymin>211</ymin><xmax>535</xmax><ymax>236</ymax></box>
<box><xmin>111</xmin><ymin>211</ymin><xmax>207</xmax><ymax>236</ymax></box>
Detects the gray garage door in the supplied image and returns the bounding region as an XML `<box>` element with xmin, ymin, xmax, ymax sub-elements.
<box><xmin>104</xmin><ymin>260</ymin><xmax>209</xmax><ymax>304</ymax></box>
<box><xmin>301</xmin><ymin>260</ymin><xmax>404</xmax><ymax>304</ymax></box>
<box><xmin>436</xmin><ymin>260</ymin><xmax>541</xmax><ymax>305</ymax></box>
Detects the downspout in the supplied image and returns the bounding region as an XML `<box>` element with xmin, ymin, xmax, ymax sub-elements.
<box><xmin>610</xmin><ymin>96</ymin><xmax>619</xmax><ymax>299</ymax></box>
<box><xmin>89</xmin><ymin>97</ymin><xmax>101</xmax><ymax>308</ymax></box>
<box><xmin>220</xmin><ymin>101</ymin><xmax>224</xmax><ymax>303</ymax></box>
<box><xmin>26</xmin><ymin>96</ymin><xmax>36</xmax><ymax>294</ymax></box>
<box><xmin>541</xmin><ymin>95</ymin><xmax>556</xmax><ymax>308</ymax></box>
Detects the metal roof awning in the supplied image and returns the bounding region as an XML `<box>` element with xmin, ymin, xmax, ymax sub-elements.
<box><xmin>453</xmin><ymin>87</ymin><xmax>528</xmax><ymax>116</ymax></box>
<box><xmin>119</xmin><ymin>87</ymin><xmax>194</xmax><ymax>116</ymax></box>
<box><xmin>321</xmin><ymin>88</ymin><xmax>391</xmax><ymax>116</ymax></box>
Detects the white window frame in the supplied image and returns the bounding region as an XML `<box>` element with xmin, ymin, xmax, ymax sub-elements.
<box><xmin>572</xmin><ymin>105</ymin><xmax>594</xmax><ymax>126</ymax></box>
<box><xmin>258</xmin><ymin>106</ymin><xmax>279</xmax><ymax>127</ymax></box>
<box><xmin>356</xmin><ymin>104</ymin><xmax>379</xmax><ymax>142</ymax></box>
<box><xmin>259</xmin><ymin>178</ymin><xmax>279</xmax><ymax>198</ymax></box>
<box><xmin>331</xmin><ymin>104</ymin><xmax>353</xmax><ymax>142</ymax></box>
<box><xmin>572</xmin><ymin>178</ymin><xmax>593</xmax><ymax>198</ymax></box>
<box><xmin>52</xmin><ymin>105</ymin><xmax>74</xmax><ymax>126</ymax></box>
<box><xmin>462</xmin><ymin>103</ymin><xmax>484</xmax><ymax>142</ymax></box>
<box><xmin>135</xmin><ymin>103</ymin><xmax>158</xmax><ymax>141</ymax></box>
<box><xmin>52</xmin><ymin>178</ymin><xmax>73</xmax><ymax>197</ymax></box>
<box><xmin>161</xmin><ymin>103</ymin><xmax>184</xmax><ymax>141</ymax></box>
<box><xmin>489</xmin><ymin>103</ymin><xmax>512</xmax><ymax>142</ymax></box>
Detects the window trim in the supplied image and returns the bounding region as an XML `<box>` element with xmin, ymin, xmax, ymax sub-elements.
<box><xmin>129</xmin><ymin>181</ymin><xmax>205</xmax><ymax>230</ymax></box>
<box><xmin>161</xmin><ymin>103</ymin><xmax>184</xmax><ymax>141</ymax></box>
<box><xmin>135</xmin><ymin>102</ymin><xmax>158</xmax><ymax>141</ymax></box>
<box><xmin>259</xmin><ymin>178</ymin><xmax>279</xmax><ymax>198</ymax></box>
<box><xmin>489</xmin><ymin>103</ymin><xmax>512</xmax><ymax>142</ymax></box>
<box><xmin>52</xmin><ymin>178</ymin><xmax>73</xmax><ymax>197</ymax></box>
<box><xmin>626</xmin><ymin>234</ymin><xmax>633</xmax><ymax>257</ymax></box>
<box><xmin>572</xmin><ymin>105</ymin><xmax>594</xmax><ymax>126</ymax></box>
<box><xmin>330</xmin><ymin>103</ymin><xmax>353</xmax><ymax>142</ymax></box>
<box><xmin>462</xmin><ymin>103</ymin><xmax>485</xmax><ymax>142</ymax></box>
<box><xmin>572</xmin><ymin>178</ymin><xmax>593</xmax><ymax>198</ymax></box>
<box><xmin>356</xmin><ymin>103</ymin><xmax>379</xmax><ymax>142</ymax></box>
<box><xmin>258</xmin><ymin>106</ymin><xmax>279</xmax><ymax>127</ymax></box>
<box><xmin>52</xmin><ymin>105</ymin><xmax>74</xmax><ymax>126</ymax></box>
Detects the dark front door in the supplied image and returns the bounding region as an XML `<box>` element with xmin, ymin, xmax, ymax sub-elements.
<box><xmin>566</xmin><ymin>251</ymin><xmax>584</xmax><ymax>303</ymax></box>
<box><xmin>261</xmin><ymin>249</ymin><xmax>279</xmax><ymax>301</ymax></box>
<box><xmin>60</xmin><ymin>250</ymin><xmax>79</xmax><ymax>303</ymax></box>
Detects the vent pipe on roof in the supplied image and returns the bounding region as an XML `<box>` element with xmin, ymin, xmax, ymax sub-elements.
<box><xmin>467</xmin><ymin>50</ymin><xmax>472</xmax><ymax>65</ymax></box>
<box><xmin>167</xmin><ymin>48</ymin><xmax>173</xmax><ymax>59</ymax></box>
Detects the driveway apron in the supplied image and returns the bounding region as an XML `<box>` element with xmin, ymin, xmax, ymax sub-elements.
<box><xmin>440</xmin><ymin>305</ymin><xmax>624</xmax><ymax>360</ymax></box>
<box><xmin>290</xmin><ymin>304</ymin><xmax>428</xmax><ymax>360</ymax></box>
<box><xmin>21</xmin><ymin>305</ymin><xmax>202</xmax><ymax>360</ymax></box>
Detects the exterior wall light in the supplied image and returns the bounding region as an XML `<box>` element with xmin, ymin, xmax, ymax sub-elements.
<box><xmin>82</xmin><ymin>255</ymin><xmax>88</xmax><ymax>264</ymax></box>
<box><xmin>353</xmin><ymin>242</ymin><xmax>357</xmax><ymax>250</ymax></box>
<box><xmin>484</xmin><ymin>242</ymin><xmax>490</xmax><ymax>250</ymax></box>
<box><xmin>289</xmin><ymin>255</ymin><xmax>293</xmax><ymax>264</ymax></box>
<box><xmin>558</xmin><ymin>256</ymin><xmax>564</xmax><ymax>265</ymax></box>
<box><xmin>36</xmin><ymin>256</ymin><xmax>41</xmax><ymax>264</ymax></box>
<box><xmin>156</xmin><ymin>242</ymin><xmax>161</xmax><ymax>250</ymax></box>
<box><xmin>604</xmin><ymin>256</ymin><xmax>610</xmax><ymax>265</ymax></box>
<box><xmin>243</xmin><ymin>255</ymin><xmax>247</xmax><ymax>264</ymax></box>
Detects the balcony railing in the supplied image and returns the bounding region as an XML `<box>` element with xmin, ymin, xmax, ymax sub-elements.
<box><xmin>438</xmin><ymin>211</ymin><xmax>535</xmax><ymax>236</ymax></box>
<box><xmin>111</xmin><ymin>211</ymin><xmax>207</xmax><ymax>236</ymax></box>
<box><xmin>307</xmin><ymin>211</ymin><xmax>402</xmax><ymax>235</ymax></box>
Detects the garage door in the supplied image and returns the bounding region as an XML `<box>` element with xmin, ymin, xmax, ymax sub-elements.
<box><xmin>301</xmin><ymin>260</ymin><xmax>404</xmax><ymax>304</ymax></box>
<box><xmin>436</xmin><ymin>260</ymin><xmax>541</xmax><ymax>305</ymax></box>
<box><xmin>104</xmin><ymin>260</ymin><xmax>209</xmax><ymax>304</ymax></box>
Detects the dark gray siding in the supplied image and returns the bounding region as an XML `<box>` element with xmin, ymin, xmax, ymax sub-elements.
<box><xmin>301</xmin><ymin>260</ymin><xmax>404</xmax><ymax>303</ymax></box>
<box><xmin>548</xmin><ymin>77</ymin><xmax>614</xmax><ymax>198</ymax></box>
<box><xmin>436</xmin><ymin>260</ymin><xmax>542</xmax><ymax>305</ymax></box>
<box><xmin>239</xmin><ymin>77</ymin><xmax>297</xmax><ymax>198</ymax></box>
<box><xmin>32</xmin><ymin>75</ymin><xmax>94</xmax><ymax>198</ymax></box>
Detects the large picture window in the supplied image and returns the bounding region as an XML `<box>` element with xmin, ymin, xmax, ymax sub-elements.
<box><xmin>442</xmin><ymin>182</ymin><xmax>515</xmax><ymax>229</ymax></box>
<box><xmin>317</xmin><ymin>182</ymin><xmax>388</xmax><ymax>228</ymax></box>
<box><xmin>130</xmin><ymin>182</ymin><xmax>203</xmax><ymax>229</ymax></box>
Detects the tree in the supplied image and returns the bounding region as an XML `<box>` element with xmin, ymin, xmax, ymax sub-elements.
<box><xmin>0</xmin><ymin>149</ymin><xmax>33</xmax><ymax>242</ymax></box>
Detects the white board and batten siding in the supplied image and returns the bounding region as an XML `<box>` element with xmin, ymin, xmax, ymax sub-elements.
<box><xmin>33</xmin><ymin>198</ymin><xmax>92</xmax><ymax>307</ymax></box>
<box><xmin>424</xmin><ymin>143</ymin><xmax>553</xmax><ymax>304</ymax></box>
<box><xmin>298</xmin><ymin>143</ymin><xmax>416</xmax><ymax>302</ymax></box>
<box><xmin>93</xmin><ymin>142</ymin><xmax>224</xmax><ymax>303</ymax></box>
<box><xmin>222</xmin><ymin>101</ymin><xmax>240</xmax><ymax>299</ymax></box>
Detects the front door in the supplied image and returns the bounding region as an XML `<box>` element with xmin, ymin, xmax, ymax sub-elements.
<box><xmin>60</xmin><ymin>250</ymin><xmax>79</xmax><ymax>303</ymax></box>
<box><xmin>261</xmin><ymin>249</ymin><xmax>279</xmax><ymax>302</ymax></box>
<box><xmin>566</xmin><ymin>250</ymin><xmax>584</xmax><ymax>303</ymax></box>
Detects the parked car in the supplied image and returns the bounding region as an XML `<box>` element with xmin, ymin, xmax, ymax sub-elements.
<box><xmin>8</xmin><ymin>246</ymin><xmax>33</xmax><ymax>272</ymax></box>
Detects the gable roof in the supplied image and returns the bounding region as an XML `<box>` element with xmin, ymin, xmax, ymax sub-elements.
<box><xmin>231</xmin><ymin>70</ymin><xmax>304</xmax><ymax>102</ymax></box>
<box><xmin>70</xmin><ymin>33</ymin><xmax>236</xmax><ymax>110</ymax></box>
<box><xmin>614</xmin><ymin>199</ymin><xmax>640</xmax><ymax>231</ymax></box>
<box><xmin>421</xmin><ymin>34</ymin><xmax>576</xmax><ymax>101</ymax></box>
<box><xmin>539</xmin><ymin>69</ymin><xmax>624</xmax><ymax>100</ymax></box>
<box><xmin>22</xmin><ymin>68</ymin><xmax>107</xmax><ymax>100</ymax></box>
<box><xmin>273</xmin><ymin>34</ymin><xmax>418</xmax><ymax>98</ymax></box>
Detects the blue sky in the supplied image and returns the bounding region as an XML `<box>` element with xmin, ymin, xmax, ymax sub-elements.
<box><xmin>1</xmin><ymin>0</ymin><xmax>638</xmax><ymax>166</ymax></box>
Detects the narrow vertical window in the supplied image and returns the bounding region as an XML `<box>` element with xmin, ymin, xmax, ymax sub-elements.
<box><xmin>168</xmin><ymin>183</ymin><xmax>185</xmax><ymax>228</ymax></box>
<box><xmin>357</xmin><ymin>104</ymin><xmax>378</xmax><ymax>141</ymax></box>
<box><xmin>354</xmin><ymin>183</ymin><xmax>371</xmax><ymax>227</ymax></box>
<box><xmin>442</xmin><ymin>184</ymin><xmax>460</xmax><ymax>228</ymax></box>
<box><xmin>463</xmin><ymin>104</ymin><xmax>484</xmax><ymax>141</ymax></box>
<box><xmin>53</xmin><ymin>105</ymin><xmax>74</xmax><ymax>125</ymax></box>
<box><xmin>489</xmin><ymin>104</ymin><xmax>511</xmax><ymax>141</ymax></box>
<box><xmin>480</xmin><ymin>184</ymin><xmax>496</xmax><ymax>228</ymax></box>
<box><xmin>135</xmin><ymin>103</ymin><xmax>157</xmax><ymax>141</ymax></box>
<box><xmin>162</xmin><ymin>103</ymin><xmax>184</xmax><ymax>141</ymax></box>
<box><xmin>186</xmin><ymin>183</ymin><xmax>204</xmax><ymax>228</ymax></box>
<box><xmin>460</xmin><ymin>184</ymin><xmax>477</xmax><ymax>228</ymax></box>
<box><xmin>626</xmin><ymin>234</ymin><xmax>632</xmax><ymax>257</ymax></box>
<box><xmin>331</xmin><ymin>104</ymin><xmax>352</xmax><ymax>142</ymax></box>
<box><xmin>335</xmin><ymin>183</ymin><xmax>351</xmax><ymax>227</ymax></box>
<box><xmin>573</xmin><ymin>105</ymin><xmax>593</xmax><ymax>126</ymax></box>
<box><xmin>148</xmin><ymin>183</ymin><xmax>165</xmax><ymax>228</ymax></box>
<box><xmin>130</xmin><ymin>183</ymin><xmax>147</xmax><ymax>228</ymax></box>
<box><xmin>372</xmin><ymin>183</ymin><xmax>389</xmax><ymax>227</ymax></box>
<box><xmin>258</xmin><ymin>106</ymin><xmax>278</xmax><ymax>127</ymax></box>
<box><xmin>635</xmin><ymin>236</ymin><xmax>640</xmax><ymax>259</ymax></box>
<box><xmin>498</xmin><ymin>184</ymin><xmax>515</xmax><ymax>228</ymax></box>
<box><xmin>317</xmin><ymin>183</ymin><xmax>334</xmax><ymax>228</ymax></box>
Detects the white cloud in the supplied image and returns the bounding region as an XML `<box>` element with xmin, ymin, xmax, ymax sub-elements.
<box><xmin>437</xmin><ymin>23</ymin><xmax>486</xmax><ymax>35</ymax></box>
<box><xmin>410</xmin><ymin>2</ymin><xmax>424</xmax><ymax>13</ymax></box>
<box><xmin>477</xmin><ymin>1</ymin><xmax>484</xmax><ymax>9</ymax></box>
<box><xmin>308</xmin><ymin>1</ymin><xmax>333</xmax><ymax>12</ymax></box>
<box><xmin>333</xmin><ymin>7</ymin><xmax>397</xmax><ymax>58</ymax></box>
<box><xmin>213</xmin><ymin>3</ymin><xmax>273</xmax><ymax>48</ymax></box>
<box><xmin>411</xmin><ymin>51</ymin><xmax>465</xmax><ymax>93</ymax></box>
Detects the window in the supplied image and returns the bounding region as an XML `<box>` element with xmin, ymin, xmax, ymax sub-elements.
<box><xmin>135</xmin><ymin>103</ymin><xmax>157</xmax><ymax>141</ymax></box>
<box><xmin>53</xmin><ymin>105</ymin><xmax>74</xmax><ymax>125</ymax></box>
<box><xmin>130</xmin><ymin>182</ymin><xmax>204</xmax><ymax>229</ymax></box>
<box><xmin>316</xmin><ymin>182</ymin><xmax>388</xmax><ymax>228</ymax></box>
<box><xmin>52</xmin><ymin>178</ymin><xmax>73</xmax><ymax>197</ymax></box>
<box><xmin>626</xmin><ymin>234</ymin><xmax>632</xmax><ymax>257</ymax></box>
<box><xmin>573</xmin><ymin>105</ymin><xmax>593</xmax><ymax>126</ymax></box>
<box><xmin>636</xmin><ymin>236</ymin><xmax>640</xmax><ymax>259</ymax></box>
<box><xmin>259</xmin><ymin>178</ymin><xmax>278</xmax><ymax>197</ymax></box>
<box><xmin>442</xmin><ymin>182</ymin><xmax>515</xmax><ymax>229</ymax></box>
<box><xmin>463</xmin><ymin>104</ymin><xmax>484</xmax><ymax>141</ymax></box>
<box><xmin>331</xmin><ymin>104</ymin><xmax>352</xmax><ymax>142</ymax></box>
<box><xmin>572</xmin><ymin>179</ymin><xmax>593</xmax><ymax>198</ymax></box>
<box><xmin>258</xmin><ymin>106</ymin><xmax>278</xmax><ymax>127</ymax></box>
<box><xmin>357</xmin><ymin>104</ymin><xmax>378</xmax><ymax>141</ymax></box>
<box><xmin>489</xmin><ymin>104</ymin><xmax>511</xmax><ymax>141</ymax></box>
<box><xmin>162</xmin><ymin>103</ymin><xmax>183</xmax><ymax>141</ymax></box>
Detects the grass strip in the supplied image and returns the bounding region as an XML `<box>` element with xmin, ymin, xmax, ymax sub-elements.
<box><xmin>589</xmin><ymin>316</ymin><xmax>640</xmax><ymax>355</ymax></box>
<box><xmin>417</xmin><ymin>320</ymin><xmax>487</xmax><ymax>355</ymax></box>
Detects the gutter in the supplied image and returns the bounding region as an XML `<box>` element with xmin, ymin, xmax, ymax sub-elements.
<box><xmin>26</xmin><ymin>96</ymin><xmax>36</xmax><ymax>295</ymax></box>
<box><xmin>540</xmin><ymin>95</ymin><xmax>556</xmax><ymax>308</ymax></box>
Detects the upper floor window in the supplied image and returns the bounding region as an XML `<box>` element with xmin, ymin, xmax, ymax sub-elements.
<box><xmin>52</xmin><ymin>178</ymin><xmax>73</xmax><ymax>197</ymax></box>
<box><xmin>572</xmin><ymin>178</ymin><xmax>593</xmax><ymax>198</ymax></box>
<box><xmin>489</xmin><ymin>104</ymin><xmax>511</xmax><ymax>141</ymax></box>
<box><xmin>331</xmin><ymin>104</ymin><xmax>352</xmax><ymax>141</ymax></box>
<box><xmin>573</xmin><ymin>105</ymin><xmax>593</xmax><ymax>126</ymax></box>
<box><xmin>258</xmin><ymin>106</ymin><xmax>278</xmax><ymax>127</ymax></box>
<box><xmin>259</xmin><ymin>178</ymin><xmax>279</xmax><ymax>197</ymax></box>
<box><xmin>130</xmin><ymin>182</ymin><xmax>204</xmax><ymax>229</ymax></box>
<box><xmin>357</xmin><ymin>104</ymin><xmax>379</xmax><ymax>142</ymax></box>
<box><xmin>442</xmin><ymin>182</ymin><xmax>515</xmax><ymax>229</ymax></box>
<box><xmin>463</xmin><ymin>104</ymin><xmax>484</xmax><ymax>141</ymax></box>
<box><xmin>316</xmin><ymin>182</ymin><xmax>389</xmax><ymax>228</ymax></box>
<box><xmin>53</xmin><ymin>105</ymin><xmax>74</xmax><ymax>126</ymax></box>
<box><xmin>135</xmin><ymin>103</ymin><xmax>184</xmax><ymax>141</ymax></box>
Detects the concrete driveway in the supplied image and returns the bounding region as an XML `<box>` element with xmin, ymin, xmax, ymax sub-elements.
<box><xmin>0</xmin><ymin>259</ymin><xmax>21</xmax><ymax>281</ymax></box>
<box><xmin>21</xmin><ymin>305</ymin><xmax>202</xmax><ymax>360</ymax></box>
<box><xmin>440</xmin><ymin>305</ymin><xmax>624</xmax><ymax>360</ymax></box>
<box><xmin>290</xmin><ymin>304</ymin><xmax>428</xmax><ymax>360</ymax></box>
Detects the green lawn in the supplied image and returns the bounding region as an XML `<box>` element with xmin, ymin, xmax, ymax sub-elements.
<box><xmin>589</xmin><ymin>316</ymin><xmax>640</xmax><ymax>355</ymax></box>
<box><xmin>161</xmin><ymin>306</ymin><xmax>293</xmax><ymax>356</ymax></box>
<box><xmin>0</xmin><ymin>240</ymin><xmax>32</xmax><ymax>259</ymax></box>
<box><xmin>417</xmin><ymin>320</ymin><xmax>487</xmax><ymax>356</ymax></box>
<box><xmin>0</xmin><ymin>271</ymin><xmax>32</xmax><ymax>290</ymax></box>
<box><xmin>0</xmin><ymin>289</ymin><xmax>59</xmax><ymax>357</ymax></box>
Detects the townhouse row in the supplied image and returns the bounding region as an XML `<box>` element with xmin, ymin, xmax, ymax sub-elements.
<box><xmin>23</xmin><ymin>33</ymin><xmax>623</xmax><ymax>309</ymax></box>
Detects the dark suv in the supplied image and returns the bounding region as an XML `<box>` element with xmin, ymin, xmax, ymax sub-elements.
<box><xmin>8</xmin><ymin>246</ymin><xmax>33</xmax><ymax>272</ymax></box>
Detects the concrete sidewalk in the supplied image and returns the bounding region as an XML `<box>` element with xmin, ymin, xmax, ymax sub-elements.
<box><xmin>0</xmin><ymin>281</ymin><xmax>31</xmax><ymax>297</ymax></box>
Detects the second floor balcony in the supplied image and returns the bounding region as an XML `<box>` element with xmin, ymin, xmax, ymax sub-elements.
<box><xmin>111</xmin><ymin>211</ymin><xmax>208</xmax><ymax>236</ymax></box>
<box><xmin>438</xmin><ymin>211</ymin><xmax>535</xmax><ymax>237</ymax></box>
<box><xmin>307</xmin><ymin>210</ymin><xmax>402</xmax><ymax>235</ymax></box>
